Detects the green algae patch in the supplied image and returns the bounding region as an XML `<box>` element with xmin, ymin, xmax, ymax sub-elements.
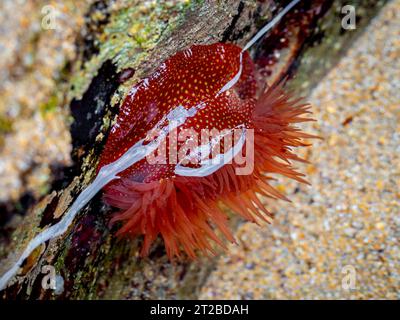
<box><xmin>69</xmin><ymin>0</ymin><xmax>195</xmax><ymax>102</ymax></box>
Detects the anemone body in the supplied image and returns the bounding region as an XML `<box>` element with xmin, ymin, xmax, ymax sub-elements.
<box><xmin>98</xmin><ymin>43</ymin><xmax>314</xmax><ymax>258</ymax></box>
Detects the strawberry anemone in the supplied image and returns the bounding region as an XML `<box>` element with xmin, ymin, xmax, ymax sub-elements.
<box><xmin>98</xmin><ymin>43</ymin><xmax>315</xmax><ymax>258</ymax></box>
